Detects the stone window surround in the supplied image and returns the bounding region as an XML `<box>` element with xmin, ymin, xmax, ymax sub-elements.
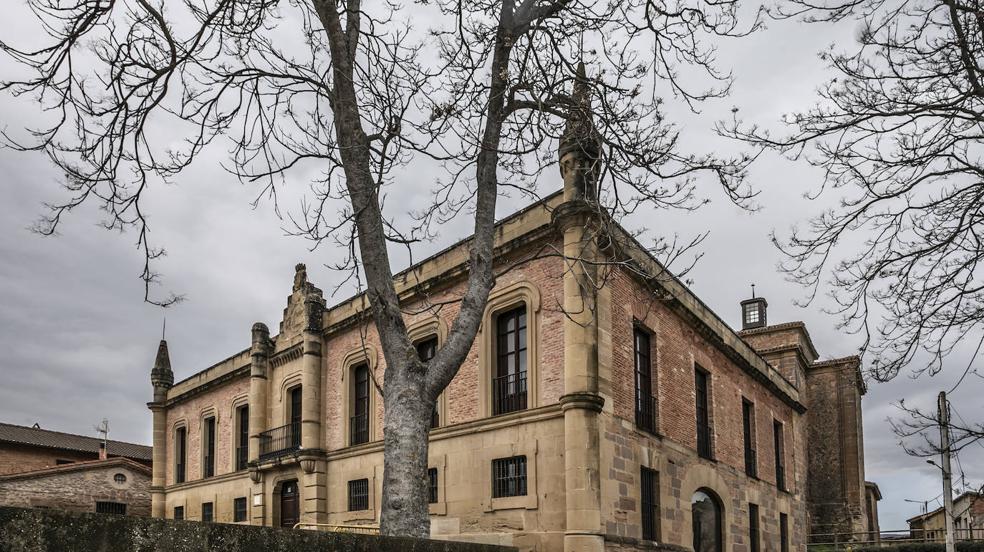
<box><xmin>406</xmin><ymin>316</ymin><xmax>449</xmax><ymax>429</ymax></box>
<box><xmin>482</xmin><ymin>438</ymin><xmax>539</xmax><ymax>512</ymax></box>
<box><xmin>199</xmin><ymin>406</ymin><xmax>218</xmax><ymax>481</ymax></box>
<box><xmin>278</xmin><ymin>373</ymin><xmax>303</xmax><ymax>426</ymax></box>
<box><xmin>478</xmin><ymin>280</ymin><xmax>541</xmax><ymax>418</ymax></box>
<box><xmin>338</xmin><ymin>465</ymin><xmax>379</xmax><ymax>523</ymax></box>
<box><xmin>229</xmin><ymin>394</ymin><xmax>248</xmax><ymax>473</ymax></box>
<box><xmin>340</xmin><ymin>346</ymin><xmax>379</xmax><ymax>447</ymax></box>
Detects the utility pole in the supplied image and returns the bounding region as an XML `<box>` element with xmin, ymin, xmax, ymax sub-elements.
<box><xmin>938</xmin><ymin>391</ymin><xmax>956</xmax><ymax>552</ymax></box>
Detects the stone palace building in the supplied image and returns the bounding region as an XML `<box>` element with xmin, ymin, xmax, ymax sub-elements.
<box><xmin>147</xmin><ymin>79</ymin><xmax>878</xmax><ymax>551</ymax></box>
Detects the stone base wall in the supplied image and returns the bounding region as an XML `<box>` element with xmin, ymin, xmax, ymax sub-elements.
<box><xmin>0</xmin><ymin>506</ymin><xmax>516</xmax><ymax>552</ymax></box>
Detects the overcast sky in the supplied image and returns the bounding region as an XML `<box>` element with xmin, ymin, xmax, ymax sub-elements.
<box><xmin>1</xmin><ymin>0</ymin><xmax>982</xmax><ymax>532</ymax></box>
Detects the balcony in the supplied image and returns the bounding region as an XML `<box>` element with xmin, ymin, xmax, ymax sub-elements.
<box><xmin>635</xmin><ymin>393</ymin><xmax>658</xmax><ymax>434</ymax></box>
<box><xmin>492</xmin><ymin>372</ymin><xmax>527</xmax><ymax>416</ymax></box>
<box><xmin>259</xmin><ymin>422</ymin><xmax>300</xmax><ymax>460</ymax></box>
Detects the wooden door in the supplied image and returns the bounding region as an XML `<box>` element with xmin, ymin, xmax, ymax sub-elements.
<box><xmin>280</xmin><ymin>480</ymin><xmax>299</xmax><ymax>528</ymax></box>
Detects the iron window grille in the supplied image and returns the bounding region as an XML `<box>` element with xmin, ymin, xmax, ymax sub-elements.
<box><xmin>173</xmin><ymin>506</ymin><xmax>184</xmax><ymax>520</ymax></box>
<box><xmin>203</xmin><ymin>416</ymin><xmax>216</xmax><ymax>479</ymax></box>
<box><xmin>491</xmin><ymin>456</ymin><xmax>527</xmax><ymax>498</ymax></box>
<box><xmin>773</xmin><ymin>419</ymin><xmax>786</xmax><ymax>491</ymax></box>
<box><xmin>634</xmin><ymin>328</ymin><xmax>658</xmax><ymax>434</ymax></box>
<box><xmin>742</xmin><ymin>398</ymin><xmax>757</xmax><ymax>478</ymax></box>
<box><xmin>641</xmin><ymin>467</ymin><xmax>660</xmax><ymax>541</ymax></box>
<box><xmin>695</xmin><ymin>367</ymin><xmax>713</xmax><ymax>459</ymax></box>
<box><xmin>749</xmin><ymin>503</ymin><xmax>760</xmax><ymax>552</ymax></box>
<box><xmin>416</xmin><ymin>337</ymin><xmax>440</xmax><ymax>428</ymax></box>
<box><xmin>348</xmin><ymin>478</ymin><xmax>369</xmax><ymax>511</ymax></box>
<box><xmin>493</xmin><ymin>306</ymin><xmax>528</xmax><ymax>415</ymax></box>
<box><xmin>428</xmin><ymin>467</ymin><xmax>438</xmax><ymax>504</ymax></box>
<box><xmin>175</xmin><ymin>427</ymin><xmax>187</xmax><ymax>484</ymax></box>
<box><xmin>234</xmin><ymin>497</ymin><xmax>248</xmax><ymax>522</ymax></box>
<box><xmin>201</xmin><ymin>502</ymin><xmax>213</xmax><ymax>523</ymax></box>
<box><xmin>351</xmin><ymin>364</ymin><xmax>370</xmax><ymax>445</ymax></box>
<box><xmin>95</xmin><ymin>501</ymin><xmax>126</xmax><ymax>515</ymax></box>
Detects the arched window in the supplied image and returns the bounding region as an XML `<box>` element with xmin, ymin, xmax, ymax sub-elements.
<box><xmin>114</xmin><ymin>473</ymin><xmax>126</xmax><ymax>484</ymax></box>
<box><xmin>692</xmin><ymin>489</ymin><xmax>723</xmax><ymax>552</ymax></box>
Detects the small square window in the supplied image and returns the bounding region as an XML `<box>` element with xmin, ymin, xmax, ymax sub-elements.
<box><xmin>201</xmin><ymin>502</ymin><xmax>213</xmax><ymax>523</ymax></box>
<box><xmin>491</xmin><ymin>456</ymin><xmax>527</xmax><ymax>498</ymax></box>
<box><xmin>173</xmin><ymin>506</ymin><xmax>184</xmax><ymax>520</ymax></box>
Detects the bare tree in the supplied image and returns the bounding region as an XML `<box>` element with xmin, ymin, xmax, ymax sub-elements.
<box><xmin>722</xmin><ymin>0</ymin><xmax>984</xmax><ymax>387</ymax></box>
<box><xmin>2</xmin><ymin>0</ymin><xmax>758</xmax><ymax>536</ymax></box>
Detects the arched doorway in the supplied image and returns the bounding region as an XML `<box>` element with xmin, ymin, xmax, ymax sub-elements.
<box><xmin>692</xmin><ymin>488</ymin><xmax>723</xmax><ymax>552</ymax></box>
<box><xmin>280</xmin><ymin>480</ymin><xmax>299</xmax><ymax>528</ymax></box>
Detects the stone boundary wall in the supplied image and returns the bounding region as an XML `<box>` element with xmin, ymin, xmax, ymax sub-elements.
<box><xmin>0</xmin><ymin>507</ymin><xmax>517</xmax><ymax>552</ymax></box>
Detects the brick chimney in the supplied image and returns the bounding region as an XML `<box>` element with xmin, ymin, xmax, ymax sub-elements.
<box><xmin>98</xmin><ymin>441</ymin><xmax>107</xmax><ymax>461</ymax></box>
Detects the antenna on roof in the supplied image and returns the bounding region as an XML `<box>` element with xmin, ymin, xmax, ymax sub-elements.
<box><xmin>94</xmin><ymin>418</ymin><xmax>109</xmax><ymax>449</ymax></box>
<box><xmin>751</xmin><ymin>283</ymin><xmax>756</xmax><ymax>298</ymax></box>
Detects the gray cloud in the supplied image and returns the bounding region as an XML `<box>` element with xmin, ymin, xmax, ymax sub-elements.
<box><xmin>0</xmin><ymin>1</ymin><xmax>980</xmax><ymax>534</ymax></box>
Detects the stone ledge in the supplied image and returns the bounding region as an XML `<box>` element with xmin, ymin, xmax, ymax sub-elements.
<box><xmin>0</xmin><ymin>506</ymin><xmax>517</xmax><ymax>552</ymax></box>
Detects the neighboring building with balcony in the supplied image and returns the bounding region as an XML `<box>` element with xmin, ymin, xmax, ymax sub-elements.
<box><xmin>147</xmin><ymin>80</ymin><xmax>876</xmax><ymax>551</ymax></box>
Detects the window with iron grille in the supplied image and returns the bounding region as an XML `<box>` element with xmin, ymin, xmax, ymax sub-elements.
<box><xmin>695</xmin><ymin>367</ymin><xmax>713</xmax><ymax>459</ymax></box>
<box><xmin>634</xmin><ymin>327</ymin><xmax>658</xmax><ymax>434</ymax></box>
<box><xmin>416</xmin><ymin>337</ymin><xmax>440</xmax><ymax>428</ymax></box>
<box><xmin>350</xmin><ymin>365</ymin><xmax>370</xmax><ymax>445</ymax></box>
<box><xmin>749</xmin><ymin>503</ymin><xmax>760</xmax><ymax>552</ymax></box>
<box><xmin>348</xmin><ymin>478</ymin><xmax>369</xmax><ymax>511</ymax></box>
<box><xmin>493</xmin><ymin>306</ymin><xmax>528</xmax><ymax>416</ymax></box>
<box><xmin>175</xmin><ymin>426</ymin><xmax>187</xmax><ymax>484</ymax></box>
<box><xmin>742</xmin><ymin>398</ymin><xmax>757</xmax><ymax>478</ymax></box>
<box><xmin>233</xmin><ymin>497</ymin><xmax>248</xmax><ymax>522</ymax></box>
<box><xmin>236</xmin><ymin>404</ymin><xmax>249</xmax><ymax>471</ymax></box>
<box><xmin>641</xmin><ymin>466</ymin><xmax>660</xmax><ymax>541</ymax></box>
<box><xmin>203</xmin><ymin>416</ymin><xmax>216</xmax><ymax>479</ymax></box>
<box><xmin>780</xmin><ymin>513</ymin><xmax>789</xmax><ymax>552</ymax></box>
<box><xmin>491</xmin><ymin>456</ymin><xmax>527</xmax><ymax>498</ymax></box>
<box><xmin>201</xmin><ymin>502</ymin><xmax>213</xmax><ymax>522</ymax></box>
<box><xmin>95</xmin><ymin>501</ymin><xmax>126</xmax><ymax>515</ymax></box>
<box><xmin>773</xmin><ymin>419</ymin><xmax>786</xmax><ymax>491</ymax></box>
<box><xmin>173</xmin><ymin>506</ymin><xmax>184</xmax><ymax>520</ymax></box>
<box><xmin>428</xmin><ymin>467</ymin><xmax>438</xmax><ymax>504</ymax></box>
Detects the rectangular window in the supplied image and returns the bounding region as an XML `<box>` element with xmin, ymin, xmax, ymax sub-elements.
<box><xmin>774</xmin><ymin>419</ymin><xmax>786</xmax><ymax>491</ymax></box>
<box><xmin>780</xmin><ymin>513</ymin><xmax>789</xmax><ymax>552</ymax></box>
<box><xmin>491</xmin><ymin>456</ymin><xmax>527</xmax><ymax>498</ymax></box>
<box><xmin>350</xmin><ymin>365</ymin><xmax>370</xmax><ymax>445</ymax></box>
<box><xmin>95</xmin><ymin>501</ymin><xmax>127</xmax><ymax>515</ymax></box>
<box><xmin>749</xmin><ymin>503</ymin><xmax>760</xmax><ymax>552</ymax></box>
<box><xmin>416</xmin><ymin>337</ymin><xmax>440</xmax><ymax>428</ymax></box>
<box><xmin>203</xmin><ymin>416</ymin><xmax>216</xmax><ymax>479</ymax></box>
<box><xmin>742</xmin><ymin>398</ymin><xmax>757</xmax><ymax>478</ymax></box>
<box><xmin>55</xmin><ymin>459</ymin><xmax>74</xmax><ymax>465</ymax></box>
<box><xmin>201</xmin><ymin>502</ymin><xmax>213</xmax><ymax>523</ymax></box>
<box><xmin>175</xmin><ymin>427</ymin><xmax>187</xmax><ymax>484</ymax></box>
<box><xmin>348</xmin><ymin>478</ymin><xmax>369</xmax><ymax>511</ymax></box>
<box><xmin>290</xmin><ymin>386</ymin><xmax>302</xmax><ymax>448</ymax></box>
<box><xmin>236</xmin><ymin>405</ymin><xmax>249</xmax><ymax>471</ymax></box>
<box><xmin>428</xmin><ymin>467</ymin><xmax>438</xmax><ymax>504</ymax></box>
<box><xmin>233</xmin><ymin>497</ymin><xmax>248</xmax><ymax>522</ymax></box>
<box><xmin>695</xmin><ymin>367</ymin><xmax>713</xmax><ymax>459</ymax></box>
<box><xmin>634</xmin><ymin>328</ymin><xmax>657</xmax><ymax>434</ymax></box>
<box><xmin>174</xmin><ymin>506</ymin><xmax>184</xmax><ymax>520</ymax></box>
<box><xmin>493</xmin><ymin>306</ymin><xmax>528</xmax><ymax>415</ymax></box>
<box><xmin>641</xmin><ymin>466</ymin><xmax>660</xmax><ymax>541</ymax></box>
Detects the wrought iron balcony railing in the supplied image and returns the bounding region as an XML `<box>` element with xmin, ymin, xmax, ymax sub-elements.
<box><xmin>492</xmin><ymin>372</ymin><xmax>527</xmax><ymax>416</ymax></box>
<box><xmin>350</xmin><ymin>414</ymin><xmax>369</xmax><ymax>446</ymax></box>
<box><xmin>635</xmin><ymin>393</ymin><xmax>658</xmax><ymax>434</ymax></box>
<box><xmin>258</xmin><ymin>422</ymin><xmax>300</xmax><ymax>460</ymax></box>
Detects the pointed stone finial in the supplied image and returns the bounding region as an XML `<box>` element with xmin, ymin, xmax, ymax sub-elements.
<box><xmin>559</xmin><ymin>62</ymin><xmax>602</xmax><ymax>201</ymax></box>
<box><xmin>293</xmin><ymin>263</ymin><xmax>308</xmax><ymax>292</ymax></box>
<box><xmin>150</xmin><ymin>339</ymin><xmax>173</xmax><ymax>390</ymax></box>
